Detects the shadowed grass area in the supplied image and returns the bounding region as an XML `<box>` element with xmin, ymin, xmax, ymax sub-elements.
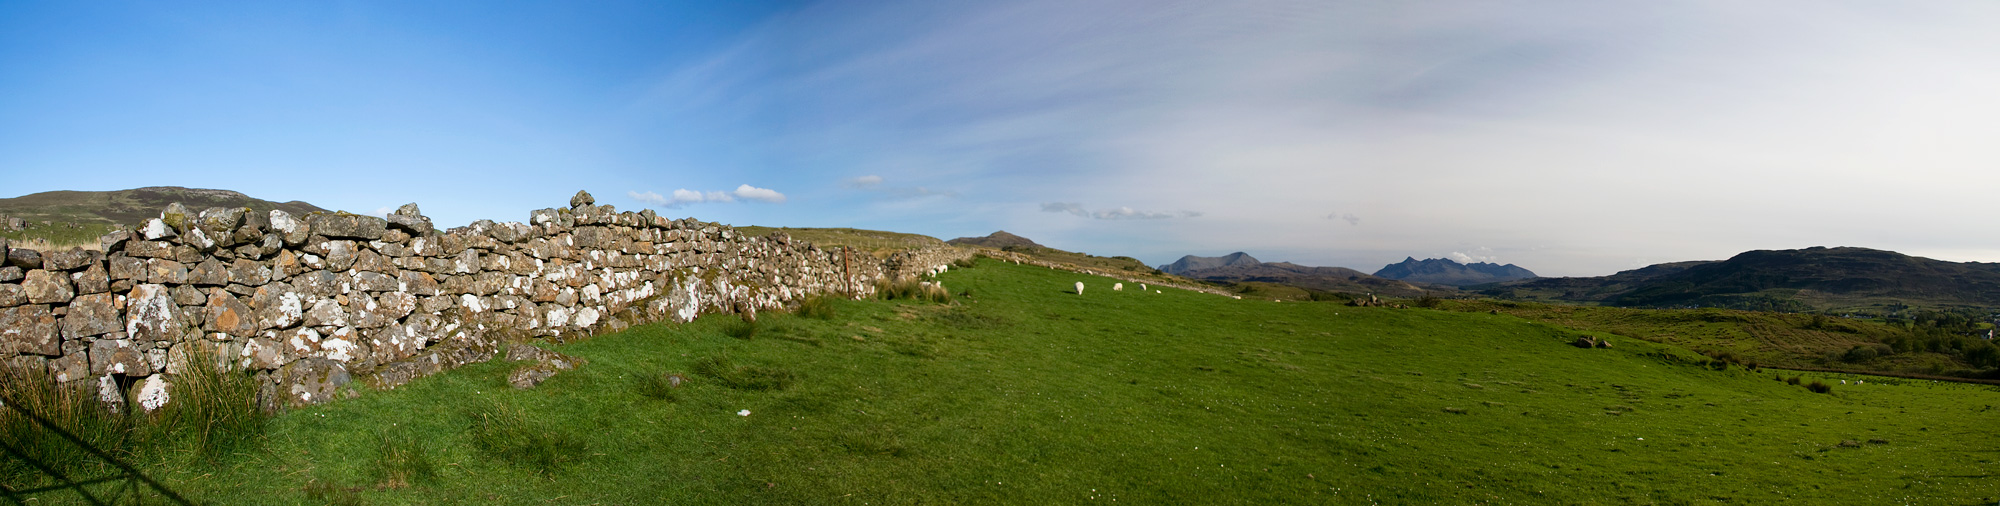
<box><xmin>68</xmin><ymin>259</ymin><xmax>2000</xmax><ymax>504</ymax></box>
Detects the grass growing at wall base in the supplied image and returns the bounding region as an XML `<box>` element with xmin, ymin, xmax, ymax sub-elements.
<box><xmin>97</xmin><ymin>259</ymin><xmax>2000</xmax><ymax>504</ymax></box>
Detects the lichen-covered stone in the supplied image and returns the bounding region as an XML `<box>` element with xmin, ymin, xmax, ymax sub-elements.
<box><xmin>44</xmin><ymin>248</ymin><xmax>100</xmax><ymax>271</ymax></box>
<box><xmin>71</xmin><ymin>263</ymin><xmax>109</xmax><ymax>294</ymax></box>
<box><xmin>48</xmin><ymin>353</ymin><xmax>88</xmax><ymax>382</ymax></box>
<box><xmin>0</xmin><ymin>284</ymin><xmax>25</xmax><ymax>307</ymax></box>
<box><xmin>386</xmin><ymin>213</ymin><xmax>432</xmax><ymax>236</ymax></box>
<box><xmin>304</xmin><ymin>299</ymin><xmax>347</xmax><ymax>327</ymax></box>
<box><xmin>353</xmin><ymin>271</ymin><xmax>398</xmax><ymax>292</ymax></box>
<box><xmin>146</xmin><ymin>259</ymin><xmax>189</xmax><ymax>284</ymax></box>
<box><xmin>397</xmin><ymin>271</ymin><xmax>440</xmax><ymax>296</ymax></box>
<box><xmin>0</xmin><ymin>304</ymin><xmax>60</xmax><ymax>356</ymax></box>
<box><xmin>205</xmin><ymin>289</ymin><xmax>258</xmax><ymax>338</ymax></box>
<box><xmin>251</xmin><ymin>282</ymin><xmax>304</xmax><ymax>331</ymax></box>
<box><xmin>239</xmin><ymin>337</ymin><xmax>283</xmax><ymax>371</ymax></box>
<box><xmin>172</xmin><ymin>284</ymin><xmax>207</xmax><ymax>306</ymax></box>
<box><xmin>197</xmin><ymin>207</ymin><xmax>247</xmax><ymax>242</ymax></box>
<box><xmin>228</xmin><ymin>258</ymin><xmax>271</xmax><ymax>286</ymax></box>
<box><xmin>24</xmin><ymin>269</ymin><xmax>74</xmax><ymax>304</ymax></box>
<box><xmin>270</xmin><ymin>210</ymin><xmax>310</xmax><ymax>246</ymax></box>
<box><xmin>61</xmin><ymin>293</ymin><xmax>121</xmax><ymax>340</ymax></box>
<box><xmin>0</xmin><ymin>266</ymin><xmax>21</xmax><ymax>283</ymax></box>
<box><xmin>190</xmin><ymin>258</ymin><xmax>229</xmax><ymax>286</ymax></box>
<box><xmin>89</xmin><ymin>339</ymin><xmax>149</xmax><ymax>376</ymax></box>
<box><xmin>106</xmin><ymin>255</ymin><xmax>144</xmax><ymax>281</ymax></box>
<box><xmin>282</xmin><ymin>357</ymin><xmax>350</xmax><ymax>407</ymax></box>
<box><xmin>309</xmin><ymin>214</ymin><xmax>387</xmax><ymax>240</ymax></box>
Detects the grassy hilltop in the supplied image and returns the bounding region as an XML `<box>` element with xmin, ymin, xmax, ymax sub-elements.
<box><xmin>12</xmin><ymin>259</ymin><xmax>2000</xmax><ymax>504</ymax></box>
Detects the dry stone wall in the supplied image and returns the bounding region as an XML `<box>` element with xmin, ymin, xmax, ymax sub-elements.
<box><xmin>0</xmin><ymin>191</ymin><xmax>966</xmax><ymax>411</ymax></box>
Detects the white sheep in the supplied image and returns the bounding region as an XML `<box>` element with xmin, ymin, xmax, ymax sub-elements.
<box><xmin>1114</xmin><ymin>283</ymin><xmax>1124</xmax><ymax>291</ymax></box>
<box><xmin>1075</xmin><ymin>281</ymin><xmax>1085</xmax><ymax>294</ymax></box>
<box><xmin>1141</xmin><ymin>283</ymin><xmax>1147</xmax><ymax>291</ymax></box>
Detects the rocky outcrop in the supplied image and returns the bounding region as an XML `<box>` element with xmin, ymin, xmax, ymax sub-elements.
<box><xmin>0</xmin><ymin>190</ymin><xmax>968</xmax><ymax>411</ymax></box>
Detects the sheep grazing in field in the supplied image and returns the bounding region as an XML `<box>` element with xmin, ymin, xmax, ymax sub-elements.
<box><xmin>1141</xmin><ymin>283</ymin><xmax>1147</xmax><ymax>291</ymax></box>
<box><xmin>1856</xmin><ymin>380</ymin><xmax>1864</xmax><ymax>385</ymax></box>
<box><xmin>1075</xmin><ymin>281</ymin><xmax>1085</xmax><ymax>294</ymax></box>
<box><xmin>1842</xmin><ymin>380</ymin><xmax>1848</xmax><ymax>385</ymax></box>
<box><xmin>1114</xmin><ymin>283</ymin><xmax>1124</xmax><ymax>291</ymax></box>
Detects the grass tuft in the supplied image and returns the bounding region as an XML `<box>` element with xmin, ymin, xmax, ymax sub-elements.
<box><xmin>158</xmin><ymin>348</ymin><xmax>269</xmax><ymax>462</ymax></box>
<box><xmin>797</xmin><ymin>295</ymin><xmax>839</xmax><ymax>320</ymax></box>
<box><xmin>370</xmin><ymin>424</ymin><xmax>438</xmax><ymax>489</ymax></box>
<box><xmin>634</xmin><ymin>372</ymin><xmax>686</xmax><ymax>401</ymax></box>
<box><xmin>468</xmin><ymin>403</ymin><xmax>585</xmax><ymax>476</ymax></box>
<box><xmin>0</xmin><ymin>366</ymin><xmax>133</xmax><ymax>485</ymax></box>
<box><xmin>692</xmin><ymin>357</ymin><xmax>796</xmax><ymax>391</ymax></box>
<box><xmin>722</xmin><ymin>319</ymin><xmax>760</xmax><ymax>340</ymax></box>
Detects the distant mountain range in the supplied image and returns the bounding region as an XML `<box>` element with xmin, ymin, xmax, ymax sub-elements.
<box><xmin>1159</xmin><ymin>252</ymin><xmax>1433</xmax><ymax>297</ymax></box>
<box><xmin>0</xmin><ymin>186</ymin><xmax>326</xmax><ymax>227</ymax></box>
<box><xmin>1373</xmin><ymin>257</ymin><xmax>1538</xmax><ymax>286</ymax></box>
<box><xmin>1480</xmin><ymin>246</ymin><xmax>2000</xmax><ymax>311</ymax></box>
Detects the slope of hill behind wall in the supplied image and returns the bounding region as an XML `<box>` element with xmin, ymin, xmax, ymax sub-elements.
<box><xmin>0</xmin><ymin>190</ymin><xmax>969</xmax><ymax>411</ymax></box>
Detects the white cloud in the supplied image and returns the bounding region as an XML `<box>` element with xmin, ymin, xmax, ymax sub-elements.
<box><xmin>731</xmin><ymin>184</ymin><xmax>787</xmax><ymax>203</ymax></box>
<box><xmin>1326</xmin><ymin>212</ymin><xmax>1360</xmax><ymax>226</ymax></box>
<box><xmin>846</xmin><ymin>175</ymin><xmax>884</xmax><ymax>187</ymax></box>
<box><xmin>631</xmin><ymin>185</ymin><xmax>784</xmax><ymax>209</ymax></box>
<box><xmin>1042</xmin><ymin>202</ymin><xmax>1184</xmax><ymax>220</ymax></box>
<box><xmin>629</xmin><ymin>191</ymin><xmax>667</xmax><ymax>206</ymax></box>
<box><xmin>1040</xmin><ymin>202</ymin><xmax>1088</xmax><ymax>216</ymax></box>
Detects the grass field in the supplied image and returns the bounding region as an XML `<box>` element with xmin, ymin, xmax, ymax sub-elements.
<box><xmin>15</xmin><ymin>259</ymin><xmax>2000</xmax><ymax>504</ymax></box>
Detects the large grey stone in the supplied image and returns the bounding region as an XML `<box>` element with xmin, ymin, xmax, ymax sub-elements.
<box><xmin>106</xmin><ymin>255</ymin><xmax>144</xmax><ymax>280</ymax></box>
<box><xmin>171</xmin><ymin>284</ymin><xmax>206</xmax><ymax>306</ymax></box>
<box><xmin>0</xmin><ymin>266</ymin><xmax>20</xmax><ymax>283</ymax></box>
<box><xmin>308</xmin><ymin>214</ymin><xmax>387</xmax><ymax>240</ymax></box>
<box><xmin>61</xmin><ymin>293</ymin><xmax>122</xmax><ymax>340</ymax></box>
<box><xmin>89</xmin><ymin>339</ymin><xmax>150</xmax><ymax>376</ymax></box>
<box><xmin>353</xmin><ymin>271</ymin><xmax>398</xmax><ymax>292</ymax></box>
<box><xmin>23</xmin><ymin>269</ymin><xmax>74</xmax><ymax>304</ymax></box>
<box><xmin>398</xmin><ymin>271</ymin><xmax>440</xmax><ymax>296</ymax></box>
<box><xmin>0</xmin><ymin>304</ymin><xmax>59</xmax><ymax>356</ymax></box>
<box><xmin>7</xmin><ymin>248</ymin><xmax>42</xmax><ymax>270</ymax></box>
<box><xmin>293</xmin><ymin>270</ymin><xmax>339</xmax><ymax>297</ymax></box>
<box><xmin>146</xmin><ymin>259</ymin><xmax>189</xmax><ymax>284</ymax></box>
<box><xmin>160</xmin><ymin>202</ymin><xmax>191</xmax><ymax>233</ymax></box>
<box><xmin>282</xmin><ymin>358</ymin><xmax>351</xmax><ymax>407</ymax></box>
<box><xmin>303</xmin><ymin>299</ymin><xmax>347</xmax><ymax>327</ymax></box>
<box><xmin>190</xmin><ymin>258</ymin><xmax>229</xmax><ymax>286</ymax></box>
<box><xmin>386</xmin><ymin>213</ymin><xmax>432</xmax><ymax>236</ymax></box>
<box><xmin>570</xmin><ymin>190</ymin><xmax>595</xmax><ymax>208</ymax></box>
<box><xmin>124</xmin><ymin>240</ymin><xmax>173</xmax><ymax>259</ymax></box>
<box><xmin>353</xmin><ymin>248</ymin><xmax>393</xmax><ymax>273</ymax></box>
<box><xmin>197</xmin><ymin>207</ymin><xmax>246</xmax><ymax>242</ymax></box>
<box><xmin>228</xmin><ymin>258</ymin><xmax>272</xmax><ymax>286</ymax></box>
<box><xmin>43</xmin><ymin>248</ymin><xmax>100</xmax><ymax>271</ymax></box>
<box><xmin>97</xmin><ymin>230</ymin><xmax>131</xmax><ymax>252</ymax></box>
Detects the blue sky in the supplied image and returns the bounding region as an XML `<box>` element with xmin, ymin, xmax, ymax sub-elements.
<box><xmin>5</xmin><ymin>1</ymin><xmax>2000</xmax><ymax>277</ymax></box>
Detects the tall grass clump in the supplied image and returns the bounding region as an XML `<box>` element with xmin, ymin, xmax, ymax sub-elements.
<box><xmin>875</xmin><ymin>279</ymin><xmax>952</xmax><ymax>304</ymax></box>
<box><xmin>722</xmin><ymin>319</ymin><xmax>760</xmax><ymax>340</ymax></box>
<box><xmin>797</xmin><ymin>295</ymin><xmax>839</xmax><ymax>320</ymax></box>
<box><xmin>0</xmin><ymin>366</ymin><xmax>133</xmax><ymax>485</ymax></box>
<box><xmin>634</xmin><ymin>372</ymin><xmax>686</xmax><ymax>402</ymax></box>
<box><xmin>692</xmin><ymin>357</ymin><xmax>795</xmax><ymax>391</ymax></box>
<box><xmin>369</xmin><ymin>424</ymin><xmax>437</xmax><ymax>489</ymax></box>
<box><xmin>468</xmin><ymin>404</ymin><xmax>585</xmax><ymax>476</ymax></box>
<box><xmin>156</xmin><ymin>351</ymin><xmax>269</xmax><ymax>461</ymax></box>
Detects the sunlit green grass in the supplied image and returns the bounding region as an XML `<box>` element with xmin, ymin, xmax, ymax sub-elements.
<box><xmin>110</xmin><ymin>259</ymin><xmax>2000</xmax><ymax>504</ymax></box>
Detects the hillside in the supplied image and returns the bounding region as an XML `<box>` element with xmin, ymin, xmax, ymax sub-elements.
<box><xmin>944</xmin><ymin>230</ymin><xmax>1043</xmax><ymax>250</ymax></box>
<box><xmin>1482</xmin><ymin>247</ymin><xmax>2000</xmax><ymax>312</ymax></box>
<box><xmin>0</xmin><ymin>186</ymin><xmax>326</xmax><ymax>248</ymax></box>
<box><xmin>736</xmin><ymin>226</ymin><xmax>946</xmax><ymax>254</ymax></box>
<box><xmin>0</xmin><ymin>186</ymin><xmax>325</xmax><ymax>227</ymax></box>
<box><xmin>72</xmin><ymin>258</ymin><xmax>2000</xmax><ymax>504</ymax></box>
<box><xmin>1157</xmin><ymin>252</ymin><xmax>1263</xmax><ymax>274</ymax></box>
<box><xmin>1160</xmin><ymin>252</ymin><xmax>1438</xmax><ymax>298</ymax></box>
<box><xmin>1373</xmin><ymin>256</ymin><xmax>1537</xmax><ymax>286</ymax></box>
